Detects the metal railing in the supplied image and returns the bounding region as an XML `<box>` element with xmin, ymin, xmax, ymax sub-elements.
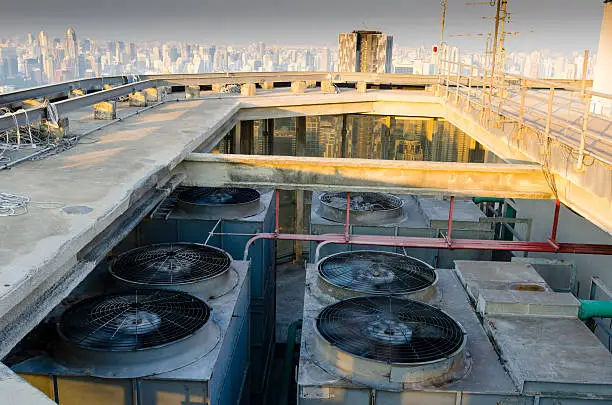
<box><xmin>438</xmin><ymin>58</ymin><xmax>612</xmax><ymax>168</ymax></box>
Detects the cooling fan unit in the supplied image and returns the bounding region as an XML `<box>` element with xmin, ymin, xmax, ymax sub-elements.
<box><xmin>314</xmin><ymin>296</ymin><xmax>468</xmax><ymax>388</ymax></box>
<box><xmin>110</xmin><ymin>243</ymin><xmax>236</xmax><ymax>298</ymax></box>
<box><xmin>318</xmin><ymin>192</ymin><xmax>404</xmax><ymax>225</ymax></box>
<box><xmin>317</xmin><ymin>250</ymin><xmax>437</xmax><ymax>300</ymax></box>
<box><xmin>177</xmin><ymin>187</ymin><xmax>263</xmax><ymax>218</ymax></box>
<box><xmin>54</xmin><ymin>289</ymin><xmax>220</xmax><ymax>378</ymax></box>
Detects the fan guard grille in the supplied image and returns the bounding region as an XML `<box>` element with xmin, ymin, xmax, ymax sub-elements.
<box><xmin>58</xmin><ymin>290</ymin><xmax>210</xmax><ymax>352</ymax></box>
<box><xmin>110</xmin><ymin>243</ymin><xmax>231</xmax><ymax>285</ymax></box>
<box><xmin>177</xmin><ymin>187</ymin><xmax>260</xmax><ymax>206</ymax></box>
<box><xmin>318</xmin><ymin>251</ymin><xmax>436</xmax><ymax>295</ymax></box>
<box><xmin>316</xmin><ymin>296</ymin><xmax>465</xmax><ymax>364</ymax></box>
<box><xmin>320</xmin><ymin>192</ymin><xmax>403</xmax><ymax>212</ymax></box>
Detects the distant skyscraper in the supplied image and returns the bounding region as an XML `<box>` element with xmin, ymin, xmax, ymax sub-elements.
<box><xmin>65</xmin><ymin>27</ymin><xmax>79</xmax><ymax>77</ymax></box>
<box><xmin>338</xmin><ymin>30</ymin><xmax>393</xmax><ymax>73</ymax></box>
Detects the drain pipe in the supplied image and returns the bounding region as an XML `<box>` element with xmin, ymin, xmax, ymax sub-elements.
<box><xmin>279</xmin><ymin>319</ymin><xmax>303</xmax><ymax>405</ymax></box>
<box><xmin>578</xmin><ymin>300</ymin><xmax>612</xmax><ymax>320</ymax></box>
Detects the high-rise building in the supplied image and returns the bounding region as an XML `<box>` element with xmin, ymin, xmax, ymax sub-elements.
<box><xmin>65</xmin><ymin>27</ymin><xmax>79</xmax><ymax>77</ymax></box>
<box><xmin>338</xmin><ymin>30</ymin><xmax>393</xmax><ymax>73</ymax></box>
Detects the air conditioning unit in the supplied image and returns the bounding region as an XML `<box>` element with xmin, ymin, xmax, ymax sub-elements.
<box><xmin>124</xmin><ymin>186</ymin><xmax>276</xmax><ymax>397</ymax></box>
<box><xmin>298</xmin><ymin>251</ymin><xmax>517</xmax><ymax>404</ymax></box>
<box><xmin>12</xmin><ymin>243</ymin><xmax>250</xmax><ymax>405</ymax></box>
<box><xmin>309</xmin><ymin>191</ymin><xmax>493</xmax><ymax>268</ymax></box>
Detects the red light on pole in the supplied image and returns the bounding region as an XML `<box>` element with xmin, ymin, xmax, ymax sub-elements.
<box><xmin>433</xmin><ymin>45</ymin><xmax>438</xmax><ymax>53</ymax></box>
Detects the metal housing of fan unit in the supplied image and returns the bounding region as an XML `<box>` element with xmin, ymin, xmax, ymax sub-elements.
<box><xmin>177</xmin><ymin>187</ymin><xmax>263</xmax><ymax>218</ymax></box>
<box><xmin>317</xmin><ymin>192</ymin><xmax>404</xmax><ymax>225</ymax></box>
<box><xmin>316</xmin><ymin>250</ymin><xmax>437</xmax><ymax>301</ymax></box>
<box><xmin>109</xmin><ymin>243</ymin><xmax>237</xmax><ymax>299</ymax></box>
<box><xmin>53</xmin><ymin>290</ymin><xmax>220</xmax><ymax>378</ymax></box>
<box><xmin>313</xmin><ymin>296</ymin><xmax>468</xmax><ymax>390</ymax></box>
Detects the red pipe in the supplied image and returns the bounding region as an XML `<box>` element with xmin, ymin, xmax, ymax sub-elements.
<box><xmin>242</xmin><ymin>231</ymin><xmax>612</xmax><ymax>261</ymax></box>
<box><xmin>550</xmin><ymin>199</ymin><xmax>561</xmax><ymax>243</ymax></box>
<box><xmin>446</xmin><ymin>196</ymin><xmax>455</xmax><ymax>246</ymax></box>
<box><xmin>345</xmin><ymin>192</ymin><xmax>351</xmax><ymax>242</ymax></box>
<box><xmin>240</xmin><ymin>196</ymin><xmax>612</xmax><ymax>261</ymax></box>
<box><xmin>274</xmin><ymin>189</ymin><xmax>280</xmax><ymax>234</ymax></box>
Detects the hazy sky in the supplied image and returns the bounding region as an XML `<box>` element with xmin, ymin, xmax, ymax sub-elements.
<box><xmin>0</xmin><ymin>0</ymin><xmax>605</xmax><ymax>54</ymax></box>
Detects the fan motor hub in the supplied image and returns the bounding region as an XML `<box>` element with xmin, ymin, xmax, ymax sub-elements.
<box><xmin>367</xmin><ymin>319</ymin><xmax>413</xmax><ymax>345</ymax></box>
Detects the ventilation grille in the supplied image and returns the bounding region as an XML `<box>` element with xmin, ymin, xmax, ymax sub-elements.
<box><xmin>110</xmin><ymin>243</ymin><xmax>231</xmax><ymax>285</ymax></box>
<box><xmin>316</xmin><ymin>296</ymin><xmax>465</xmax><ymax>364</ymax></box>
<box><xmin>178</xmin><ymin>187</ymin><xmax>260</xmax><ymax>206</ymax></box>
<box><xmin>318</xmin><ymin>251</ymin><xmax>436</xmax><ymax>295</ymax></box>
<box><xmin>320</xmin><ymin>192</ymin><xmax>403</xmax><ymax>212</ymax></box>
<box><xmin>58</xmin><ymin>290</ymin><xmax>210</xmax><ymax>352</ymax></box>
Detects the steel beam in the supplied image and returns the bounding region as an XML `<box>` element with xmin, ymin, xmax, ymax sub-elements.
<box><xmin>179</xmin><ymin>153</ymin><xmax>554</xmax><ymax>199</ymax></box>
<box><xmin>0</xmin><ymin>76</ymin><xmax>127</xmax><ymax>107</ymax></box>
<box><xmin>0</xmin><ymin>80</ymin><xmax>156</xmax><ymax>132</ymax></box>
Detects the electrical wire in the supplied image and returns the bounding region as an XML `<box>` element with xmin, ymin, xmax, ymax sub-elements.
<box><xmin>0</xmin><ymin>192</ymin><xmax>64</xmax><ymax>217</ymax></box>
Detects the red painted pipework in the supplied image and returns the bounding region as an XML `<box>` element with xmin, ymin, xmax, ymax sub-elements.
<box><xmin>274</xmin><ymin>189</ymin><xmax>280</xmax><ymax>234</ymax></box>
<box><xmin>550</xmin><ymin>199</ymin><xmax>561</xmax><ymax>243</ymax></box>
<box><xmin>345</xmin><ymin>192</ymin><xmax>351</xmax><ymax>242</ymax></box>
<box><xmin>446</xmin><ymin>196</ymin><xmax>455</xmax><ymax>246</ymax></box>
<box><xmin>242</xmin><ymin>232</ymin><xmax>612</xmax><ymax>261</ymax></box>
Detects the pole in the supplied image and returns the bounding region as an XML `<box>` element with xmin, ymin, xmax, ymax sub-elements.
<box><xmin>447</xmin><ymin>196</ymin><xmax>455</xmax><ymax>245</ymax></box>
<box><xmin>345</xmin><ymin>192</ymin><xmax>351</xmax><ymax>242</ymax></box>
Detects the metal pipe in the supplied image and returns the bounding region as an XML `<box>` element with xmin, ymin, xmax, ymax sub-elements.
<box><xmin>241</xmin><ymin>231</ymin><xmax>612</xmax><ymax>262</ymax></box>
<box><xmin>275</xmin><ymin>189</ymin><xmax>280</xmax><ymax>234</ymax></box>
<box><xmin>551</xmin><ymin>199</ymin><xmax>561</xmax><ymax>243</ymax></box>
<box><xmin>278</xmin><ymin>319</ymin><xmax>303</xmax><ymax>405</ymax></box>
<box><xmin>345</xmin><ymin>191</ymin><xmax>351</xmax><ymax>242</ymax></box>
<box><xmin>579</xmin><ymin>300</ymin><xmax>612</xmax><ymax>320</ymax></box>
<box><xmin>314</xmin><ymin>240</ymin><xmax>337</xmax><ymax>264</ymax></box>
<box><xmin>446</xmin><ymin>196</ymin><xmax>455</xmax><ymax>245</ymax></box>
<box><xmin>205</xmin><ymin>219</ymin><xmax>222</xmax><ymax>245</ymax></box>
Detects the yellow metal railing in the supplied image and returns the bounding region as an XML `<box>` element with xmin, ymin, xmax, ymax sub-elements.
<box><xmin>438</xmin><ymin>58</ymin><xmax>612</xmax><ymax>169</ymax></box>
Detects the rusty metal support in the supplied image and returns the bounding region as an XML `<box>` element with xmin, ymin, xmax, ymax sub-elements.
<box><xmin>345</xmin><ymin>191</ymin><xmax>351</xmax><ymax>242</ymax></box>
<box><xmin>446</xmin><ymin>196</ymin><xmax>455</xmax><ymax>246</ymax></box>
<box><xmin>550</xmin><ymin>199</ymin><xmax>561</xmax><ymax>244</ymax></box>
<box><xmin>274</xmin><ymin>189</ymin><xmax>280</xmax><ymax>234</ymax></box>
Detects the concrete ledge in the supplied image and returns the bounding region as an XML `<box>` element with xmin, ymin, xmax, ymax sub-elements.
<box><xmin>180</xmin><ymin>154</ymin><xmax>554</xmax><ymax>199</ymax></box>
<box><xmin>477</xmin><ymin>289</ymin><xmax>580</xmax><ymax>318</ymax></box>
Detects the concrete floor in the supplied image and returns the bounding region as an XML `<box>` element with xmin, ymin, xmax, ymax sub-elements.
<box><xmin>276</xmin><ymin>261</ymin><xmax>306</xmax><ymax>342</ymax></box>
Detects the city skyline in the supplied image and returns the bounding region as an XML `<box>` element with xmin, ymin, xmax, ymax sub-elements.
<box><xmin>0</xmin><ymin>0</ymin><xmax>605</xmax><ymax>54</ymax></box>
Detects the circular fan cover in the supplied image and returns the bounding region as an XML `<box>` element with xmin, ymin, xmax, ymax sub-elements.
<box><xmin>318</xmin><ymin>251</ymin><xmax>436</xmax><ymax>295</ymax></box>
<box><xmin>58</xmin><ymin>290</ymin><xmax>210</xmax><ymax>351</ymax></box>
<box><xmin>110</xmin><ymin>243</ymin><xmax>231</xmax><ymax>285</ymax></box>
<box><xmin>178</xmin><ymin>187</ymin><xmax>260</xmax><ymax>206</ymax></box>
<box><xmin>316</xmin><ymin>296</ymin><xmax>465</xmax><ymax>364</ymax></box>
<box><xmin>320</xmin><ymin>192</ymin><xmax>403</xmax><ymax>212</ymax></box>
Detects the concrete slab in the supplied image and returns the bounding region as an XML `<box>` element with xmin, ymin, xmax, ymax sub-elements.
<box><xmin>454</xmin><ymin>260</ymin><xmax>550</xmax><ymax>302</ymax></box>
<box><xmin>476</xmin><ymin>289</ymin><xmax>580</xmax><ymax>318</ymax></box>
<box><xmin>485</xmin><ymin>315</ymin><xmax>612</xmax><ymax>395</ymax></box>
